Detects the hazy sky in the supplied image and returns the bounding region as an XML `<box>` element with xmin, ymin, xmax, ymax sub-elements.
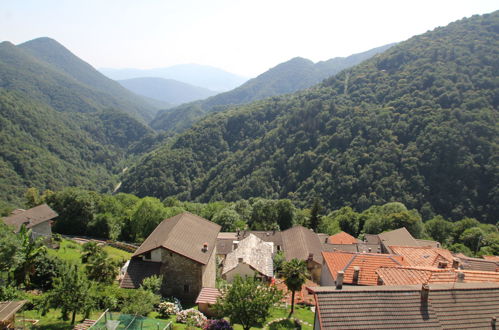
<box><xmin>1</xmin><ymin>0</ymin><xmax>497</xmax><ymax>77</ymax></box>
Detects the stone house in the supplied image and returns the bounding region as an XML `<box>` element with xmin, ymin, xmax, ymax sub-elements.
<box><xmin>222</xmin><ymin>234</ymin><xmax>274</xmax><ymax>282</ymax></box>
<box><xmin>2</xmin><ymin>204</ymin><xmax>58</xmax><ymax>241</ymax></box>
<box><xmin>121</xmin><ymin>212</ymin><xmax>221</xmax><ymax>303</ymax></box>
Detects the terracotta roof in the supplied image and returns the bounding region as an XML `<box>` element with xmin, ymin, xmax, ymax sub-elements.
<box><xmin>377</xmin><ymin>266</ymin><xmax>499</xmax><ymax>285</ymax></box>
<box><xmin>133</xmin><ymin>212</ymin><xmax>221</xmax><ymax>265</ymax></box>
<box><xmin>222</xmin><ymin>234</ymin><xmax>273</xmax><ymax>278</ymax></box>
<box><xmin>378</xmin><ymin>227</ymin><xmax>419</xmax><ymax>253</ymax></box>
<box><xmin>457</xmin><ymin>255</ymin><xmax>499</xmax><ymax>272</ymax></box>
<box><xmin>390</xmin><ymin>245</ymin><xmax>455</xmax><ymax>268</ymax></box>
<box><xmin>0</xmin><ymin>300</ymin><xmax>26</xmax><ymax>323</ymax></box>
<box><xmin>311</xmin><ymin>282</ymin><xmax>499</xmax><ymax>329</ymax></box>
<box><xmin>327</xmin><ymin>231</ymin><xmax>358</xmax><ymax>244</ymax></box>
<box><xmin>322</xmin><ymin>251</ymin><xmax>408</xmax><ymax>286</ymax></box>
<box><xmin>483</xmin><ymin>255</ymin><xmax>499</xmax><ymax>262</ymax></box>
<box><xmin>120</xmin><ymin>258</ymin><xmax>161</xmax><ymax>289</ymax></box>
<box><xmin>2</xmin><ymin>204</ymin><xmax>57</xmax><ymax>232</ymax></box>
<box><xmin>195</xmin><ymin>288</ymin><xmax>221</xmax><ymax>304</ymax></box>
<box><xmin>281</xmin><ymin>226</ymin><xmax>323</xmax><ymax>264</ymax></box>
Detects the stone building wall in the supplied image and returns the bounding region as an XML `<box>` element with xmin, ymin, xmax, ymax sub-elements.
<box><xmin>160</xmin><ymin>249</ymin><xmax>203</xmax><ymax>303</ymax></box>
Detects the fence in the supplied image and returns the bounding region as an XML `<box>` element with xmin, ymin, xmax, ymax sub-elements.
<box><xmin>90</xmin><ymin>310</ymin><xmax>171</xmax><ymax>330</ymax></box>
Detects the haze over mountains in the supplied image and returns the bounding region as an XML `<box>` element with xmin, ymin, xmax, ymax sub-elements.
<box><xmin>100</xmin><ymin>64</ymin><xmax>248</xmax><ymax>92</ymax></box>
<box><xmin>150</xmin><ymin>43</ymin><xmax>395</xmax><ymax>132</ymax></box>
<box><xmin>0</xmin><ymin>11</ymin><xmax>497</xmax><ymax>225</ymax></box>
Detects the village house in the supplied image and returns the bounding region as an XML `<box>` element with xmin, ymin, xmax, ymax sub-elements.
<box><xmin>120</xmin><ymin>212</ymin><xmax>220</xmax><ymax>303</ymax></box>
<box><xmin>320</xmin><ymin>251</ymin><xmax>408</xmax><ymax>286</ymax></box>
<box><xmin>222</xmin><ymin>233</ymin><xmax>274</xmax><ymax>282</ymax></box>
<box><xmin>195</xmin><ymin>287</ymin><xmax>221</xmax><ymax>317</ymax></box>
<box><xmin>310</xmin><ymin>282</ymin><xmax>499</xmax><ymax>329</ymax></box>
<box><xmin>1</xmin><ymin>204</ymin><xmax>57</xmax><ymax>241</ymax></box>
<box><xmin>389</xmin><ymin>245</ymin><xmax>456</xmax><ymax>269</ymax></box>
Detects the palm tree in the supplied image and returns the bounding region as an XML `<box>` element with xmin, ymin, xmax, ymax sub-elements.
<box><xmin>282</xmin><ymin>258</ymin><xmax>308</xmax><ymax>315</ymax></box>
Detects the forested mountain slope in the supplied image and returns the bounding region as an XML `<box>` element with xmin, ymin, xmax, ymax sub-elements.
<box><xmin>0</xmin><ymin>39</ymin><xmax>154</xmax><ymax>203</ymax></box>
<box><xmin>118</xmin><ymin>77</ymin><xmax>217</xmax><ymax>105</ymax></box>
<box><xmin>151</xmin><ymin>44</ymin><xmax>394</xmax><ymax>132</ymax></box>
<box><xmin>18</xmin><ymin>37</ymin><xmax>158</xmax><ymax>122</ymax></box>
<box><xmin>121</xmin><ymin>12</ymin><xmax>499</xmax><ymax>223</ymax></box>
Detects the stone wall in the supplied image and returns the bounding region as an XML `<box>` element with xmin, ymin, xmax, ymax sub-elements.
<box><xmin>160</xmin><ymin>249</ymin><xmax>203</xmax><ymax>303</ymax></box>
<box><xmin>31</xmin><ymin>221</ymin><xmax>52</xmax><ymax>241</ymax></box>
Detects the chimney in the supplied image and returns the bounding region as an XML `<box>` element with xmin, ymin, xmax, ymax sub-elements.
<box><xmin>377</xmin><ymin>276</ymin><xmax>384</xmax><ymax>286</ymax></box>
<box><xmin>202</xmin><ymin>242</ymin><xmax>208</xmax><ymax>252</ymax></box>
<box><xmin>452</xmin><ymin>258</ymin><xmax>460</xmax><ymax>269</ymax></box>
<box><xmin>238</xmin><ymin>257</ymin><xmax>243</xmax><ymax>263</ymax></box>
<box><xmin>421</xmin><ymin>283</ymin><xmax>430</xmax><ymax>302</ymax></box>
<box><xmin>368</xmin><ymin>247</ymin><xmax>372</xmax><ymax>252</ymax></box>
<box><xmin>491</xmin><ymin>316</ymin><xmax>496</xmax><ymax>330</ymax></box>
<box><xmin>457</xmin><ymin>271</ymin><xmax>465</xmax><ymax>283</ymax></box>
<box><xmin>353</xmin><ymin>266</ymin><xmax>360</xmax><ymax>284</ymax></box>
<box><xmin>438</xmin><ymin>261</ymin><xmax>448</xmax><ymax>269</ymax></box>
<box><xmin>308</xmin><ymin>253</ymin><xmax>314</xmax><ymax>262</ymax></box>
<box><xmin>336</xmin><ymin>271</ymin><xmax>344</xmax><ymax>290</ymax></box>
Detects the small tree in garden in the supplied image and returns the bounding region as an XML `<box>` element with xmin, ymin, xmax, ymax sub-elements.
<box><xmin>214</xmin><ymin>275</ymin><xmax>282</xmax><ymax>330</ymax></box>
<box><xmin>282</xmin><ymin>258</ymin><xmax>308</xmax><ymax>315</ymax></box>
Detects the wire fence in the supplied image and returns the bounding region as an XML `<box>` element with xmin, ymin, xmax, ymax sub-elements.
<box><xmin>90</xmin><ymin>310</ymin><xmax>171</xmax><ymax>330</ymax></box>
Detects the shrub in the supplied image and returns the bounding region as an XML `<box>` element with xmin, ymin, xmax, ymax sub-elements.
<box><xmin>176</xmin><ymin>308</ymin><xmax>207</xmax><ymax>328</ymax></box>
<box><xmin>157</xmin><ymin>301</ymin><xmax>179</xmax><ymax>317</ymax></box>
<box><xmin>268</xmin><ymin>318</ymin><xmax>301</xmax><ymax>330</ymax></box>
<box><xmin>203</xmin><ymin>319</ymin><xmax>233</xmax><ymax>330</ymax></box>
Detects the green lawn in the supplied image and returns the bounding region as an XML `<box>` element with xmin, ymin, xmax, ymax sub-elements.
<box><xmin>47</xmin><ymin>239</ymin><xmax>131</xmax><ymax>265</ymax></box>
<box><xmin>18</xmin><ymin>308</ymin><xmax>102</xmax><ymax>329</ymax></box>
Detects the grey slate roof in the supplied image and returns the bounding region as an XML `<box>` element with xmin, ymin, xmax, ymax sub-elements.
<box><xmin>120</xmin><ymin>259</ymin><xmax>161</xmax><ymax>289</ymax></box>
<box><xmin>378</xmin><ymin>227</ymin><xmax>420</xmax><ymax>253</ymax></box>
<box><xmin>281</xmin><ymin>225</ymin><xmax>323</xmax><ymax>264</ymax></box>
<box><xmin>2</xmin><ymin>204</ymin><xmax>57</xmax><ymax>232</ymax></box>
<box><xmin>222</xmin><ymin>234</ymin><xmax>273</xmax><ymax>278</ymax></box>
<box><xmin>311</xmin><ymin>282</ymin><xmax>499</xmax><ymax>329</ymax></box>
<box><xmin>457</xmin><ymin>254</ymin><xmax>499</xmax><ymax>272</ymax></box>
<box><xmin>0</xmin><ymin>300</ymin><xmax>26</xmax><ymax>323</ymax></box>
<box><xmin>133</xmin><ymin>212</ymin><xmax>221</xmax><ymax>265</ymax></box>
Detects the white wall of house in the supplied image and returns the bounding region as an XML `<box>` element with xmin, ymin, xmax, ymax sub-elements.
<box><xmin>320</xmin><ymin>261</ymin><xmax>335</xmax><ymax>286</ymax></box>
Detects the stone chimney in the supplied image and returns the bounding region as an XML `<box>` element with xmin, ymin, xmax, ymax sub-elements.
<box><xmin>353</xmin><ymin>266</ymin><xmax>360</xmax><ymax>284</ymax></box>
<box><xmin>452</xmin><ymin>258</ymin><xmax>460</xmax><ymax>269</ymax></box>
<box><xmin>421</xmin><ymin>283</ymin><xmax>430</xmax><ymax>302</ymax></box>
<box><xmin>457</xmin><ymin>271</ymin><xmax>465</xmax><ymax>283</ymax></box>
<box><xmin>202</xmin><ymin>242</ymin><xmax>208</xmax><ymax>252</ymax></box>
<box><xmin>491</xmin><ymin>316</ymin><xmax>496</xmax><ymax>330</ymax></box>
<box><xmin>308</xmin><ymin>253</ymin><xmax>314</xmax><ymax>262</ymax></box>
<box><xmin>238</xmin><ymin>257</ymin><xmax>243</xmax><ymax>263</ymax></box>
<box><xmin>336</xmin><ymin>271</ymin><xmax>344</xmax><ymax>290</ymax></box>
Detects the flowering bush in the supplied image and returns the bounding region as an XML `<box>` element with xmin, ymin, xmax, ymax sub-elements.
<box><xmin>203</xmin><ymin>319</ymin><xmax>233</xmax><ymax>330</ymax></box>
<box><xmin>176</xmin><ymin>308</ymin><xmax>207</xmax><ymax>327</ymax></box>
<box><xmin>157</xmin><ymin>301</ymin><xmax>179</xmax><ymax>317</ymax></box>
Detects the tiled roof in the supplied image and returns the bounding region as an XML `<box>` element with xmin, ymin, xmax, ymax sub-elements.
<box><xmin>322</xmin><ymin>243</ymin><xmax>359</xmax><ymax>253</ymax></box>
<box><xmin>390</xmin><ymin>245</ymin><xmax>455</xmax><ymax>268</ymax></box>
<box><xmin>237</xmin><ymin>230</ymin><xmax>283</xmax><ymax>249</ymax></box>
<box><xmin>216</xmin><ymin>238</ymin><xmax>235</xmax><ymax>256</ymax></box>
<box><xmin>483</xmin><ymin>255</ymin><xmax>499</xmax><ymax>262</ymax></box>
<box><xmin>327</xmin><ymin>231</ymin><xmax>358</xmax><ymax>244</ymax></box>
<box><xmin>2</xmin><ymin>204</ymin><xmax>57</xmax><ymax>231</ymax></box>
<box><xmin>311</xmin><ymin>283</ymin><xmax>499</xmax><ymax>329</ymax></box>
<box><xmin>195</xmin><ymin>288</ymin><xmax>221</xmax><ymax>304</ymax></box>
<box><xmin>377</xmin><ymin>266</ymin><xmax>499</xmax><ymax>285</ymax></box>
<box><xmin>281</xmin><ymin>226</ymin><xmax>323</xmax><ymax>264</ymax></box>
<box><xmin>322</xmin><ymin>251</ymin><xmax>407</xmax><ymax>286</ymax></box>
<box><xmin>133</xmin><ymin>212</ymin><xmax>221</xmax><ymax>265</ymax></box>
<box><xmin>120</xmin><ymin>259</ymin><xmax>161</xmax><ymax>289</ymax></box>
<box><xmin>378</xmin><ymin>227</ymin><xmax>420</xmax><ymax>253</ymax></box>
<box><xmin>222</xmin><ymin>234</ymin><xmax>273</xmax><ymax>278</ymax></box>
<box><xmin>0</xmin><ymin>300</ymin><xmax>26</xmax><ymax>323</ymax></box>
<box><xmin>416</xmin><ymin>239</ymin><xmax>441</xmax><ymax>248</ymax></box>
<box><xmin>217</xmin><ymin>232</ymin><xmax>237</xmax><ymax>240</ymax></box>
<box><xmin>457</xmin><ymin>255</ymin><xmax>499</xmax><ymax>272</ymax></box>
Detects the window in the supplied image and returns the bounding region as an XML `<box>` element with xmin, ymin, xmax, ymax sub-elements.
<box><xmin>184</xmin><ymin>284</ymin><xmax>190</xmax><ymax>293</ymax></box>
<box><xmin>144</xmin><ymin>251</ymin><xmax>151</xmax><ymax>260</ymax></box>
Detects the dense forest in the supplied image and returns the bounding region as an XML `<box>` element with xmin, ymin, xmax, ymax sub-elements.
<box><xmin>150</xmin><ymin>44</ymin><xmax>394</xmax><ymax>132</ymax></box>
<box><xmin>0</xmin><ymin>38</ymin><xmax>159</xmax><ymax>204</ymax></box>
<box><xmin>121</xmin><ymin>12</ymin><xmax>499</xmax><ymax>223</ymax></box>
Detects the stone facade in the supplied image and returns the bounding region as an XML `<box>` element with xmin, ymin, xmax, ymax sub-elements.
<box><xmin>158</xmin><ymin>247</ymin><xmax>217</xmax><ymax>303</ymax></box>
<box><xmin>31</xmin><ymin>221</ymin><xmax>52</xmax><ymax>242</ymax></box>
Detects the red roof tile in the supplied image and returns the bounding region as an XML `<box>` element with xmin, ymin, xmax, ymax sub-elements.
<box><xmin>389</xmin><ymin>245</ymin><xmax>454</xmax><ymax>268</ymax></box>
<box><xmin>327</xmin><ymin>231</ymin><xmax>358</xmax><ymax>244</ymax></box>
<box><xmin>322</xmin><ymin>251</ymin><xmax>408</xmax><ymax>286</ymax></box>
<box><xmin>195</xmin><ymin>288</ymin><xmax>221</xmax><ymax>304</ymax></box>
<box><xmin>377</xmin><ymin>266</ymin><xmax>499</xmax><ymax>285</ymax></box>
<box><xmin>482</xmin><ymin>255</ymin><xmax>499</xmax><ymax>262</ymax></box>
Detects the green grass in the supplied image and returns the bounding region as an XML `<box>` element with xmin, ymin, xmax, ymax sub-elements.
<box><xmin>18</xmin><ymin>308</ymin><xmax>102</xmax><ymax>329</ymax></box>
<box><xmin>103</xmin><ymin>245</ymin><xmax>132</xmax><ymax>263</ymax></box>
<box><xmin>47</xmin><ymin>239</ymin><xmax>82</xmax><ymax>264</ymax></box>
